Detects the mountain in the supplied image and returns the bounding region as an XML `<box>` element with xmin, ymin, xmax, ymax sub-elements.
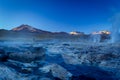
<box><xmin>69</xmin><ymin>31</ymin><xmax>85</xmax><ymax>35</ymax></box>
<box><xmin>91</xmin><ymin>30</ymin><xmax>111</xmax><ymax>35</ymax></box>
<box><xmin>11</xmin><ymin>24</ymin><xmax>51</xmax><ymax>34</ymax></box>
<box><xmin>0</xmin><ymin>25</ymin><xmax>110</xmax><ymax>42</ymax></box>
<box><xmin>0</xmin><ymin>24</ymin><xmax>71</xmax><ymax>40</ymax></box>
<box><xmin>11</xmin><ymin>24</ymin><xmax>70</xmax><ymax>36</ymax></box>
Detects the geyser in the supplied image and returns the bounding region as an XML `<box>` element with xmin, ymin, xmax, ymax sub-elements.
<box><xmin>111</xmin><ymin>14</ymin><xmax>120</xmax><ymax>43</ymax></box>
<box><xmin>90</xmin><ymin>34</ymin><xmax>101</xmax><ymax>43</ymax></box>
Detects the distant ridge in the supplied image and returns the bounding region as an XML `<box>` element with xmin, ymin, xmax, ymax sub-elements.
<box><xmin>0</xmin><ymin>24</ymin><xmax>110</xmax><ymax>41</ymax></box>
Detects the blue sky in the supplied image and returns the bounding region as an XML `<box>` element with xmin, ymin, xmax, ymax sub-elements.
<box><xmin>0</xmin><ymin>0</ymin><xmax>120</xmax><ymax>33</ymax></box>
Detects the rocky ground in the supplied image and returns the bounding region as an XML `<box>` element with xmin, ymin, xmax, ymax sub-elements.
<box><xmin>0</xmin><ymin>41</ymin><xmax>120</xmax><ymax>80</ymax></box>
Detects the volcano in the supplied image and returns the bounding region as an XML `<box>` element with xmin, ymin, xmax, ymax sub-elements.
<box><xmin>11</xmin><ymin>24</ymin><xmax>51</xmax><ymax>34</ymax></box>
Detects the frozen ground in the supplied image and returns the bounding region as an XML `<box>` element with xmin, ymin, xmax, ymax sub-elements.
<box><xmin>0</xmin><ymin>41</ymin><xmax>120</xmax><ymax>80</ymax></box>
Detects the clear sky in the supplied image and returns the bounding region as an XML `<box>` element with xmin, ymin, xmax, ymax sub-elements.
<box><xmin>0</xmin><ymin>0</ymin><xmax>120</xmax><ymax>33</ymax></box>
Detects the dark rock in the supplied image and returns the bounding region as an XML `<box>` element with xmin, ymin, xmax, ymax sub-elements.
<box><xmin>3</xmin><ymin>47</ymin><xmax>23</xmax><ymax>53</ymax></box>
<box><xmin>71</xmin><ymin>75</ymin><xmax>96</xmax><ymax>80</ymax></box>
<box><xmin>29</xmin><ymin>47</ymin><xmax>46</xmax><ymax>53</ymax></box>
<box><xmin>0</xmin><ymin>49</ymin><xmax>8</xmax><ymax>62</ymax></box>
<box><xmin>40</xmin><ymin>64</ymin><xmax>72</xmax><ymax>80</ymax></box>
<box><xmin>21</xmin><ymin>68</ymin><xmax>32</xmax><ymax>74</ymax></box>
<box><xmin>98</xmin><ymin>53</ymin><xmax>119</xmax><ymax>60</ymax></box>
<box><xmin>62</xmin><ymin>43</ymin><xmax>70</xmax><ymax>46</ymax></box>
<box><xmin>54</xmin><ymin>77</ymin><xmax>62</xmax><ymax>80</ymax></box>
<box><xmin>0</xmin><ymin>49</ymin><xmax>5</xmax><ymax>54</ymax></box>
<box><xmin>0</xmin><ymin>54</ymin><xmax>8</xmax><ymax>62</ymax></box>
<box><xmin>8</xmin><ymin>47</ymin><xmax>46</xmax><ymax>63</ymax></box>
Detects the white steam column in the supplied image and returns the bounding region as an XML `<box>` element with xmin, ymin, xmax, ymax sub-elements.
<box><xmin>111</xmin><ymin>14</ymin><xmax>120</xmax><ymax>43</ymax></box>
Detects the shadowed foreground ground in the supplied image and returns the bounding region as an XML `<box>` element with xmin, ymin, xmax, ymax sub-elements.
<box><xmin>0</xmin><ymin>41</ymin><xmax>120</xmax><ymax>80</ymax></box>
